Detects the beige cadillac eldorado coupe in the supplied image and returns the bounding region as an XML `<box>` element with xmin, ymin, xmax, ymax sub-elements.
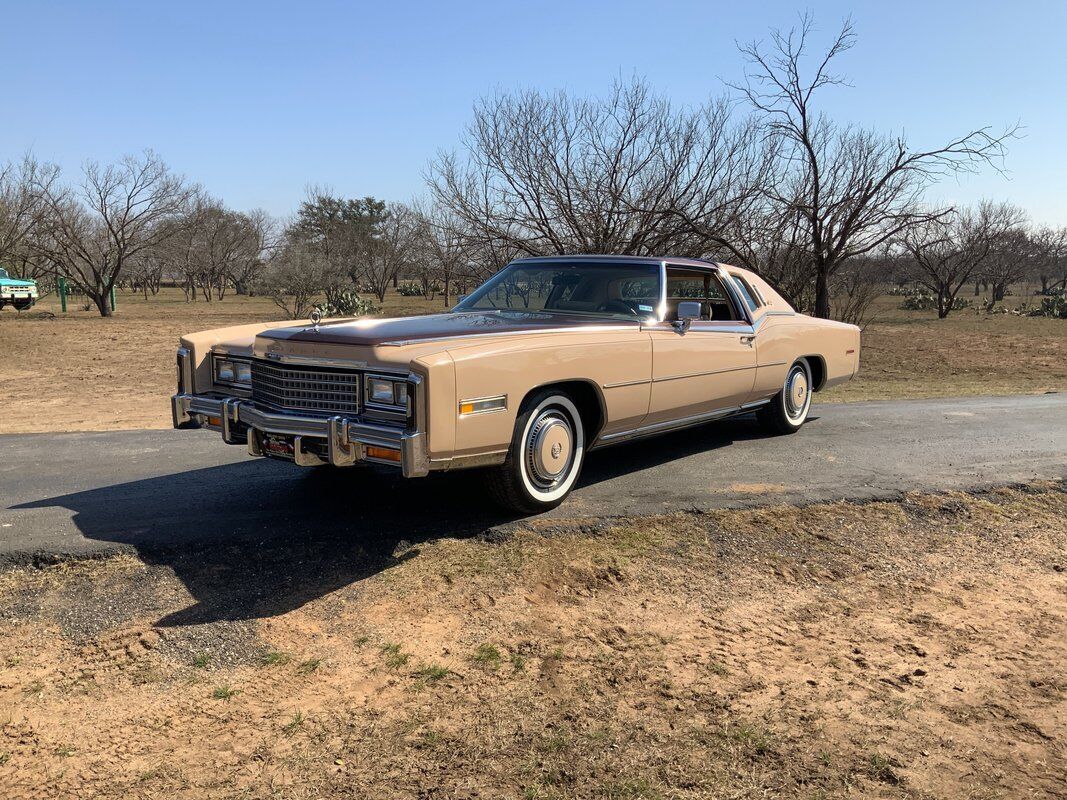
<box><xmin>172</xmin><ymin>256</ymin><xmax>860</xmax><ymax>512</ymax></box>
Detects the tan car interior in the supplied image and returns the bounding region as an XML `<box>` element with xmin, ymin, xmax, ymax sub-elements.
<box><xmin>663</xmin><ymin>268</ymin><xmax>741</xmax><ymax>321</ymax></box>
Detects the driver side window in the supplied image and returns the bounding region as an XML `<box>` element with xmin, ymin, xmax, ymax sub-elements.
<box><xmin>664</xmin><ymin>268</ymin><xmax>740</xmax><ymax>321</ymax></box>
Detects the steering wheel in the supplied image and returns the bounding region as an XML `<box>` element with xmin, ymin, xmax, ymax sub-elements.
<box><xmin>596</xmin><ymin>300</ymin><xmax>639</xmax><ymax>316</ymax></box>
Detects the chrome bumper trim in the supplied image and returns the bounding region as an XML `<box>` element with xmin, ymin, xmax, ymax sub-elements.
<box><xmin>171</xmin><ymin>393</ymin><xmax>430</xmax><ymax>477</ymax></box>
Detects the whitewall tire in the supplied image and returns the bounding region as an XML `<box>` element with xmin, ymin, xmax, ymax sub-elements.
<box><xmin>488</xmin><ymin>390</ymin><xmax>585</xmax><ymax>514</ymax></box>
<box><xmin>757</xmin><ymin>358</ymin><xmax>813</xmax><ymax>435</ymax></box>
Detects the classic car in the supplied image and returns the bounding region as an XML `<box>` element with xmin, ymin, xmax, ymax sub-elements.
<box><xmin>172</xmin><ymin>256</ymin><xmax>860</xmax><ymax>512</ymax></box>
<box><xmin>0</xmin><ymin>267</ymin><xmax>39</xmax><ymax>310</ymax></box>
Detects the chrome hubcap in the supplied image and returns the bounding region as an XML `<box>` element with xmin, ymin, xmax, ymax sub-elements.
<box><xmin>526</xmin><ymin>411</ymin><xmax>574</xmax><ymax>487</ymax></box>
<box><xmin>785</xmin><ymin>366</ymin><xmax>809</xmax><ymax>420</ymax></box>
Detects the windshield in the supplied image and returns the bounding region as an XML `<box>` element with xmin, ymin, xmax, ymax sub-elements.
<box><xmin>0</xmin><ymin>268</ymin><xmax>9</xmax><ymax>280</ymax></box>
<box><xmin>456</xmin><ymin>261</ymin><xmax>661</xmax><ymax>320</ymax></box>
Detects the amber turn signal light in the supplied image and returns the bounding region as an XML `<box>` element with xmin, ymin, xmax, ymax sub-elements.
<box><xmin>458</xmin><ymin>395</ymin><xmax>507</xmax><ymax>416</ymax></box>
<box><xmin>206</xmin><ymin>416</ymin><xmax>222</xmax><ymax>427</ymax></box>
<box><xmin>365</xmin><ymin>445</ymin><xmax>401</xmax><ymax>463</ymax></box>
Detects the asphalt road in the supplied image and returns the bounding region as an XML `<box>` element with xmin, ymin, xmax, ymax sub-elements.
<box><xmin>2</xmin><ymin>394</ymin><xmax>1065</xmax><ymax>566</ymax></box>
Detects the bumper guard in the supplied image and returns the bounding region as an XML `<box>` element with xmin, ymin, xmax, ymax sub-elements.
<box><xmin>171</xmin><ymin>391</ymin><xmax>430</xmax><ymax>478</ymax></box>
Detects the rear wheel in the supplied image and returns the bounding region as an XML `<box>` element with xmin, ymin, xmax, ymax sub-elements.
<box><xmin>487</xmin><ymin>389</ymin><xmax>585</xmax><ymax>514</ymax></box>
<box><xmin>757</xmin><ymin>358</ymin><xmax>813</xmax><ymax>435</ymax></box>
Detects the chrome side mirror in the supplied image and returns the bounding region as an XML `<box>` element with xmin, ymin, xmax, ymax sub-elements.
<box><xmin>673</xmin><ymin>301</ymin><xmax>701</xmax><ymax>333</ymax></box>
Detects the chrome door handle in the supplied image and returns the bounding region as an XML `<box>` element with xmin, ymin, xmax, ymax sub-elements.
<box><xmin>740</xmin><ymin>335</ymin><xmax>755</xmax><ymax>346</ymax></box>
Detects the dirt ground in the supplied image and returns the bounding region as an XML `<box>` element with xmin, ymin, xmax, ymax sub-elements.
<box><xmin>0</xmin><ymin>484</ymin><xmax>1064</xmax><ymax>798</ymax></box>
<box><xmin>2</xmin><ymin>289</ymin><xmax>1065</xmax><ymax>433</ymax></box>
<box><xmin>0</xmin><ymin>289</ymin><xmax>444</xmax><ymax>434</ymax></box>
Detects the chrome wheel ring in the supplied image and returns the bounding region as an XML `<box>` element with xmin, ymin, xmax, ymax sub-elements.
<box><xmin>519</xmin><ymin>396</ymin><xmax>585</xmax><ymax>502</ymax></box>
<box><xmin>784</xmin><ymin>362</ymin><xmax>811</xmax><ymax>423</ymax></box>
<box><xmin>528</xmin><ymin>414</ymin><xmax>573</xmax><ymax>482</ymax></box>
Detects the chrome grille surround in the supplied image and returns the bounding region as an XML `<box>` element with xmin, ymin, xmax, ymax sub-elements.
<box><xmin>250</xmin><ymin>359</ymin><xmax>360</xmax><ymax>417</ymax></box>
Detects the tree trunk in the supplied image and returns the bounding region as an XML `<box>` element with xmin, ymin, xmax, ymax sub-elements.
<box><xmin>992</xmin><ymin>283</ymin><xmax>1006</xmax><ymax>302</ymax></box>
<box><xmin>814</xmin><ymin>268</ymin><xmax>830</xmax><ymax>319</ymax></box>
<box><xmin>94</xmin><ymin>293</ymin><xmax>113</xmax><ymax>318</ymax></box>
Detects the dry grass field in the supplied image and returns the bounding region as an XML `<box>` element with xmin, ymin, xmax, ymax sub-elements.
<box><xmin>0</xmin><ymin>483</ymin><xmax>1064</xmax><ymax>798</ymax></box>
<box><xmin>1</xmin><ymin>287</ymin><xmax>1065</xmax><ymax>434</ymax></box>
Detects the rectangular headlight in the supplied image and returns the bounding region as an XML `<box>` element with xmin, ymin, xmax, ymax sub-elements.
<box><xmin>365</xmin><ymin>375</ymin><xmax>408</xmax><ymax>410</ymax></box>
<box><xmin>368</xmin><ymin>377</ymin><xmax>395</xmax><ymax>403</ymax></box>
<box><xmin>215</xmin><ymin>359</ymin><xmax>235</xmax><ymax>383</ymax></box>
<box><xmin>213</xmin><ymin>355</ymin><xmax>252</xmax><ymax>388</ymax></box>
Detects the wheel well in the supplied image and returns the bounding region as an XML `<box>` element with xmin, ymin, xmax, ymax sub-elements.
<box><xmin>520</xmin><ymin>380</ymin><xmax>606</xmax><ymax>441</ymax></box>
<box><xmin>802</xmin><ymin>356</ymin><xmax>827</xmax><ymax>391</ymax></box>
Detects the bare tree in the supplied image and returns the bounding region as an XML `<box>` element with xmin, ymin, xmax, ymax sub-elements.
<box><xmin>415</xmin><ymin>204</ymin><xmax>471</xmax><ymax>306</ymax></box>
<box><xmin>227</xmin><ymin>208</ymin><xmax>276</xmax><ymax>296</ymax></box>
<box><xmin>428</xmin><ymin>78</ymin><xmax>772</xmax><ymax>268</ymax></box>
<box><xmin>734</xmin><ymin>15</ymin><xmax>1017</xmax><ymax>318</ymax></box>
<box><xmin>707</xmin><ymin>201</ymin><xmax>815</xmax><ymax>309</ymax></box>
<box><xmin>188</xmin><ymin>203</ymin><xmax>266</xmax><ymax>301</ymax></box>
<box><xmin>902</xmin><ymin>202</ymin><xmax>1025</xmax><ymax>318</ymax></box>
<box><xmin>830</xmin><ymin>254</ymin><xmax>888</xmax><ymax>326</ymax></box>
<box><xmin>980</xmin><ymin>223</ymin><xmax>1033</xmax><ymax>303</ymax></box>
<box><xmin>352</xmin><ymin>202</ymin><xmax>417</xmax><ymax>302</ymax></box>
<box><xmin>126</xmin><ymin>248</ymin><xmax>166</xmax><ymax>298</ymax></box>
<box><xmin>33</xmin><ymin>151</ymin><xmax>197</xmax><ymax>316</ymax></box>
<box><xmin>257</xmin><ymin>243</ymin><xmax>331</xmax><ymax>319</ymax></box>
<box><xmin>1029</xmin><ymin>225</ymin><xmax>1067</xmax><ymax>295</ymax></box>
<box><xmin>0</xmin><ymin>155</ymin><xmax>59</xmax><ymax>281</ymax></box>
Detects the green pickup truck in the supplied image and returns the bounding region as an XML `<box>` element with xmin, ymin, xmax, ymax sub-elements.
<box><xmin>0</xmin><ymin>267</ymin><xmax>39</xmax><ymax>310</ymax></box>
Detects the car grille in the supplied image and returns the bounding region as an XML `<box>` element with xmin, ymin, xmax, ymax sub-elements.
<box><xmin>250</xmin><ymin>360</ymin><xmax>360</xmax><ymax>417</ymax></box>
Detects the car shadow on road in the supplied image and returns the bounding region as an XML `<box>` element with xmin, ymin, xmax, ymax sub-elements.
<box><xmin>11</xmin><ymin>412</ymin><xmax>796</xmax><ymax>626</ymax></box>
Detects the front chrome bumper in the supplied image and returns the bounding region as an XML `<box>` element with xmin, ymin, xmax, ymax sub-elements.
<box><xmin>171</xmin><ymin>393</ymin><xmax>430</xmax><ymax>478</ymax></box>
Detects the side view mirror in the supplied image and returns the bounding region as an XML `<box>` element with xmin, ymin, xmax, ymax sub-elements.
<box><xmin>672</xmin><ymin>301</ymin><xmax>701</xmax><ymax>334</ymax></box>
<box><xmin>677</xmin><ymin>301</ymin><xmax>701</xmax><ymax>320</ymax></box>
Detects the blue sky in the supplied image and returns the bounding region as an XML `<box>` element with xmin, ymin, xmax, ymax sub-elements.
<box><xmin>4</xmin><ymin>0</ymin><xmax>1065</xmax><ymax>224</ymax></box>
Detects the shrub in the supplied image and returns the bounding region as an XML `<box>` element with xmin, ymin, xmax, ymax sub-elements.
<box><xmin>318</xmin><ymin>291</ymin><xmax>377</xmax><ymax>317</ymax></box>
<box><xmin>1028</xmin><ymin>294</ymin><xmax>1067</xmax><ymax>319</ymax></box>
<box><xmin>899</xmin><ymin>290</ymin><xmax>970</xmax><ymax>312</ymax></box>
<box><xmin>397</xmin><ymin>282</ymin><xmax>425</xmax><ymax>297</ymax></box>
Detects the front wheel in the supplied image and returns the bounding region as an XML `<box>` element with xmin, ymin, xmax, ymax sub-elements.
<box><xmin>757</xmin><ymin>358</ymin><xmax>813</xmax><ymax>435</ymax></box>
<box><xmin>487</xmin><ymin>390</ymin><xmax>585</xmax><ymax>514</ymax></box>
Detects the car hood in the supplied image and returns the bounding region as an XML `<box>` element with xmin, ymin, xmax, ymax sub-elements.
<box><xmin>0</xmin><ymin>277</ymin><xmax>36</xmax><ymax>288</ymax></box>
<box><xmin>255</xmin><ymin>310</ymin><xmax>639</xmax><ymax>347</ymax></box>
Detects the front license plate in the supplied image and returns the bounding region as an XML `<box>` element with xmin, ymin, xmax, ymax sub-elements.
<box><xmin>261</xmin><ymin>433</ymin><xmax>295</xmax><ymax>460</ymax></box>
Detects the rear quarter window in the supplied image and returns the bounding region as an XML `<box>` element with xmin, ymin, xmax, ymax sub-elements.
<box><xmin>730</xmin><ymin>275</ymin><xmax>761</xmax><ymax>313</ymax></box>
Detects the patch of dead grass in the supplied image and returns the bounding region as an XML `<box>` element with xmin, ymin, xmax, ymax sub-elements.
<box><xmin>0</xmin><ymin>483</ymin><xmax>1064</xmax><ymax>797</ymax></box>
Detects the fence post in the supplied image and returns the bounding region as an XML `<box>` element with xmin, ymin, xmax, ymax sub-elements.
<box><xmin>58</xmin><ymin>277</ymin><xmax>67</xmax><ymax>313</ymax></box>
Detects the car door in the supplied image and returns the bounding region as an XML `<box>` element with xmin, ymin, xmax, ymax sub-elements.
<box><xmin>643</xmin><ymin>266</ymin><xmax>757</xmax><ymax>428</ymax></box>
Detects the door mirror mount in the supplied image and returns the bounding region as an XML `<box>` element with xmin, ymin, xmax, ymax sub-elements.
<box><xmin>672</xmin><ymin>301</ymin><xmax>701</xmax><ymax>334</ymax></box>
